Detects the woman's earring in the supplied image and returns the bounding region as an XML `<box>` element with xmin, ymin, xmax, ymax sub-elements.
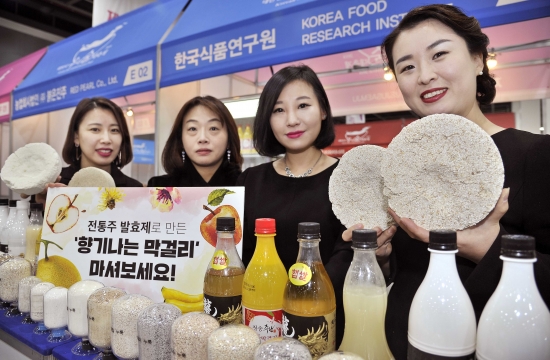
<box><xmin>478</xmin><ymin>71</ymin><xmax>483</xmax><ymax>76</ymax></box>
<box><xmin>75</xmin><ymin>144</ymin><xmax>81</xmax><ymax>161</ymax></box>
<box><xmin>227</xmin><ymin>149</ymin><xmax>231</xmax><ymax>161</ymax></box>
<box><xmin>181</xmin><ymin>151</ymin><xmax>185</xmax><ymax>164</ymax></box>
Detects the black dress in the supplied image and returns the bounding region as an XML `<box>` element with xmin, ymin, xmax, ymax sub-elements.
<box><xmin>59</xmin><ymin>164</ymin><xmax>143</xmax><ymax>187</ymax></box>
<box><xmin>147</xmin><ymin>161</ymin><xmax>241</xmax><ymax>187</ymax></box>
<box><xmin>236</xmin><ymin>161</ymin><xmax>353</xmax><ymax>347</ymax></box>
<box><xmin>385</xmin><ymin>128</ymin><xmax>550</xmax><ymax>359</ymax></box>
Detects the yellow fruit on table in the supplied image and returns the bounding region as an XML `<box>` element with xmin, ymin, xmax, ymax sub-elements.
<box><xmin>165</xmin><ymin>298</ymin><xmax>203</xmax><ymax>313</ymax></box>
<box><xmin>36</xmin><ymin>240</ymin><xmax>81</xmax><ymax>288</ymax></box>
<box><xmin>161</xmin><ymin>287</ymin><xmax>203</xmax><ymax>303</ymax></box>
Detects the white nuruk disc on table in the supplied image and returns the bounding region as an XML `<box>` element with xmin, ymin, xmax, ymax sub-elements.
<box><xmin>381</xmin><ymin>113</ymin><xmax>504</xmax><ymax>230</ymax></box>
<box><xmin>329</xmin><ymin>145</ymin><xmax>393</xmax><ymax>229</ymax></box>
<box><xmin>0</xmin><ymin>143</ymin><xmax>62</xmax><ymax>195</ymax></box>
<box><xmin>68</xmin><ymin>167</ymin><xmax>116</xmax><ymax>187</ymax></box>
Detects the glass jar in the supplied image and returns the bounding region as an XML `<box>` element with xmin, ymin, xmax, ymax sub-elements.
<box><xmin>137</xmin><ymin>303</ymin><xmax>181</xmax><ymax>360</ymax></box>
<box><xmin>88</xmin><ymin>287</ymin><xmax>126</xmax><ymax>360</ymax></box>
<box><xmin>207</xmin><ymin>324</ymin><xmax>260</xmax><ymax>360</ymax></box>
<box><xmin>68</xmin><ymin>280</ymin><xmax>104</xmax><ymax>356</ymax></box>
<box><xmin>318</xmin><ymin>351</ymin><xmax>365</xmax><ymax>360</ymax></box>
<box><xmin>254</xmin><ymin>337</ymin><xmax>312</xmax><ymax>360</ymax></box>
<box><xmin>171</xmin><ymin>312</ymin><xmax>219</xmax><ymax>360</ymax></box>
<box><xmin>30</xmin><ymin>282</ymin><xmax>55</xmax><ymax>334</ymax></box>
<box><xmin>0</xmin><ymin>253</ymin><xmax>12</xmax><ymax>309</ymax></box>
<box><xmin>44</xmin><ymin>287</ymin><xmax>72</xmax><ymax>342</ymax></box>
<box><xmin>111</xmin><ymin>294</ymin><xmax>153</xmax><ymax>360</ymax></box>
<box><xmin>18</xmin><ymin>276</ymin><xmax>42</xmax><ymax>324</ymax></box>
<box><xmin>0</xmin><ymin>257</ymin><xmax>32</xmax><ymax>316</ymax></box>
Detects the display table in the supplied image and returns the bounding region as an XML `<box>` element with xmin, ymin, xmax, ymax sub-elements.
<box><xmin>0</xmin><ymin>308</ymin><xmax>78</xmax><ymax>359</ymax></box>
<box><xmin>51</xmin><ymin>340</ymin><xmax>97</xmax><ymax>360</ymax></box>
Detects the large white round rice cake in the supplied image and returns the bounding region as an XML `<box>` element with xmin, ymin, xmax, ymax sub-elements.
<box><xmin>0</xmin><ymin>143</ymin><xmax>62</xmax><ymax>195</ymax></box>
<box><xmin>329</xmin><ymin>145</ymin><xmax>393</xmax><ymax>229</ymax></box>
<box><xmin>68</xmin><ymin>167</ymin><xmax>115</xmax><ymax>187</ymax></box>
<box><xmin>381</xmin><ymin>114</ymin><xmax>504</xmax><ymax>230</ymax></box>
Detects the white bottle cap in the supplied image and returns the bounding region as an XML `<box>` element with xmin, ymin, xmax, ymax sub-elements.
<box><xmin>16</xmin><ymin>200</ymin><xmax>30</xmax><ymax>210</ymax></box>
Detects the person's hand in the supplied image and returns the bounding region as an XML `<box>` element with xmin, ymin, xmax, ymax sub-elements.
<box><xmin>342</xmin><ymin>223</ymin><xmax>397</xmax><ymax>265</ymax></box>
<box><xmin>388</xmin><ymin>188</ymin><xmax>510</xmax><ymax>263</ymax></box>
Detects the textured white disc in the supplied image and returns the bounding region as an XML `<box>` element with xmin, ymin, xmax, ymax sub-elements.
<box><xmin>68</xmin><ymin>167</ymin><xmax>115</xmax><ymax>187</ymax></box>
<box><xmin>0</xmin><ymin>143</ymin><xmax>62</xmax><ymax>195</ymax></box>
<box><xmin>381</xmin><ymin>114</ymin><xmax>504</xmax><ymax>230</ymax></box>
<box><xmin>329</xmin><ymin>145</ymin><xmax>393</xmax><ymax>229</ymax></box>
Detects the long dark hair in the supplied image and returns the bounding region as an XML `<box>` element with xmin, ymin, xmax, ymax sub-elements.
<box><xmin>381</xmin><ymin>4</ymin><xmax>496</xmax><ymax>105</ymax></box>
<box><xmin>62</xmin><ymin>97</ymin><xmax>132</xmax><ymax>167</ymax></box>
<box><xmin>162</xmin><ymin>96</ymin><xmax>242</xmax><ymax>175</ymax></box>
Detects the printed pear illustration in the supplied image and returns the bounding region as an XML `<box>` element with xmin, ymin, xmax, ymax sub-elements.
<box><xmin>200</xmin><ymin>189</ymin><xmax>242</xmax><ymax>247</ymax></box>
<box><xmin>36</xmin><ymin>240</ymin><xmax>81</xmax><ymax>288</ymax></box>
<box><xmin>46</xmin><ymin>194</ymin><xmax>79</xmax><ymax>233</ymax></box>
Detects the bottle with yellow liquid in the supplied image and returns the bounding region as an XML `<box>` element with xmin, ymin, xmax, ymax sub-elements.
<box><xmin>283</xmin><ymin>222</ymin><xmax>336</xmax><ymax>359</ymax></box>
<box><xmin>242</xmin><ymin>125</ymin><xmax>253</xmax><ymax>154</ymax></box>
<box><xmin>25</xmin><ymin>203</ymin><xmax>42</xmax><ymax>273</ymax></box>
<box><xmin>238</xmin><ymin>125</ymin><xmax>244</xmax><ymax>153</ymax></box>
<box><xmin>339</xmin><ymin>229</ymin><xmax>394</xmax><ymax>360</ymax></box>
<box><xmin>204</xmin><ymin>216</ymin><xmax>245</xmax><ymax>325</ymax></box>
<box><xmin>242</xmin><ymin>218</ymin><xmax>287</xmax><ymax>342</ymax></box>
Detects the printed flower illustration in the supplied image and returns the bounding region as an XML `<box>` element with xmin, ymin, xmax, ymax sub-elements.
<box><xmin>150</xmin><ymin>187</ymin><xmax>182</xmax><ymax>212</ymax></box>
<box><xmin>98</xmin><ymin>188</ymin><xmax>125</xmax><ymax>211</ymax></box>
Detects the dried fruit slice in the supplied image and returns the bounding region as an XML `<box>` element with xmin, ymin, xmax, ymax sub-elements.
<box><xmin>329</xmin><ymin>145</ymin><xmax>393</xmax><ymax>229</ymax></box>
<box><xmin>68</xmin><ymin>167</ymin><xmax>115</xmax><ymax>187</ymax></box>
<box><xmin>381</xmin><ymin>114</ymin><xmax>504</xmax><ymax>230</ymax></box>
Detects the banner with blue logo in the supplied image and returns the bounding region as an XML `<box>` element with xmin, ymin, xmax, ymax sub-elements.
<box><xmin>160</xmin><ymin>0</ymin><xmax>550</xmax><ymax>88</ymax></box>
<box><xmin>133</xmin><ymin>139</ymin><xmax>155</xmax><ymax>164</ymax></box>
<box><xmin>12</xmin><ymin>0</ymin><xmax>186</xmax><ymax>119</ymax></box>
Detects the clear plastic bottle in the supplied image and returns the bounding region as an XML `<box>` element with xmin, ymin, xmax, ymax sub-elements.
<box><xmin>18</xmin><ymin>276</ymin><xmax>42</xmax><ymax>324</ymax></box>
<box><xmin>339</xmin><ymin>229</ymin><xmax>393</xmax><ymax>360</ymax></box>
<box><xmin>0</xmin><ymin>252</ymin><xmax>12</xmax><ymax>309</ymax></box>
<box><xmin>68</xmin><ymin>280</ymin><xmax>104</xmax><ymax>356</ymax></box>
<box><xmin>44</xmin><ymin>287</ymin><xmax>72</xmax><ymax>343</ymax></box>
<box><xmin>0</xmin><ymin>199</ymin><xmax>9</xmax><ymax>241</ymax></box>
<box><xmin>8</xmin><ymin>200</ymin><xmax>30</xmax><ymax>257</ymax></box>
<box><xmin>282</xmin><ymin>222</ymin><xmax>336</xmax><ymax>359</ymax></box>
<box><xmin>477</xmin><ymin>235</ymin><xmax>550</xmax><ymax>359</ymax></box>
<box><xmin>207</xmin><ymin>324</ymin><xmax>260</xmax><ymax>360</ymax></box>
<box><xmin>408</xmin><ymin>230</ymin><xmax>476</xmax><ymax>359</ymax></box>
<box><xmin>171</xmin><ymin>312</ymin><xmax>220</xmax><ymax>360</ymax></box>
<box><xmin>0</xmin><ymin>200</ymin><xmax>17</xmax><ymax>253</ymax></box>
<box><xmin>25</xmin><ymin>203</ymin><xmax>43</xmax><ymax>271</ymax></box>
<box><xmin>30</xmin><ymin>281</ymin><xmax>55</xmax><ymax>334</ymax></box>
<box><xmin>204</xmin><ymin>216</ymin><xmax>245</xmax><ymax>325</ymax></box>
<box><xmin>254</xmin><ymin>337</ymin><xmax>312</xmax><ymax>360</ymax></box>
<box><xmin>242</xmin><ymin>218</ymin><xmax>287</xmax><ymax>342</ymax></box>
<box><xmin>112</xmin><ymin>294</ymin><xmax>154</xmax><ymax>360</ymax></box>
<box><xmin>137</xmin><ymin>303</ymin><xmax>181</xmax><ymax>360</ymax></box>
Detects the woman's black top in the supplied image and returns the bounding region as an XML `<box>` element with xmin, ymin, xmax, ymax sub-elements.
<box><xmin>147</xmin><ymin>161</ymin><xmax>241</xmax><ymax>187</ymax></box>
<box><xmin>60</xmin><ymin>164</ymin><xmax>143</xmax><ymax>187</ymax></box>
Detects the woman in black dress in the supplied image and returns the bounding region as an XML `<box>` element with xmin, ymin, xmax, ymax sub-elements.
<box><xmin>148</xmin><ymin>96</ymin><xmax>242</xmax><ymax>187</ymax></box>
<box><xmin>377</xmin><ymin>5</ymin><xmax>550</xmax><ymax>358</ymax></box>
<box><xmin>236</xmin><ymin>65</ymin><xmax>395</xmax><ymax>346</ymax></box>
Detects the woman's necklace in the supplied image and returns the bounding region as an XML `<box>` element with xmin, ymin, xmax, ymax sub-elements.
<box><xmin>284</xmin><ymin>151</ymin><xmax>323</xmax><ymax>178</ymax></box>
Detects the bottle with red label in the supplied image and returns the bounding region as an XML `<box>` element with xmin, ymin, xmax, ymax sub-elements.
<box><xmin>203</xmin><ymin>217</ymin><xmax>245</xmax><ymax>325</ymax></box>
<box><xmin>242</xmin><ymin>218</ymin><xmax>287</xmax><ymax>342</ymax></box>
<box><xmin>282</xmin><ymin>222</ymin><xmax>336</xmax><ymax>359</ymax></box>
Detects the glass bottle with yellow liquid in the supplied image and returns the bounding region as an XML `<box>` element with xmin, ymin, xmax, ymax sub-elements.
<box><xmin>204</xmin><ymin>216</ymin><xmax>245</xmax><ymax>325</ymax></box>
<box><xmin>242</xmin><ymin>218</ymin><xmax>287</xmax><ymax>342</ymax></box>
<box><xmin>25</xmin><ymin>203</ymin><xmax>43</xmax><ymax>274</ymax></box>
<box><xmin>282</xmin><ymin>222</ymin><xmax>336</xmax><ymax>359</ymax></box>
<box><xmin>339</xmin><ymin>229</ymin><xmax>394</xmax><ymax>360</ymax></box>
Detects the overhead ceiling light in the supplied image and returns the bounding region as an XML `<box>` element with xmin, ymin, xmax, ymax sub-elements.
<box><xmin>224</xmin><ymin>98</ymin><xmax>260</xmax><ymax>119</ymax></box>
<box><xmin>383</xmin><ymin>66</ymin><xmax>394</xmax><ymax>81</ymax></box>
<box><xmin>126</xmin><ymin>107</ymin><xmax>134</xmax><ymax>117</ymax></box>
<box><xmin>487</xmin><ymin>52</ymin><xmax>497</xmax><ymax>69</ymax></box>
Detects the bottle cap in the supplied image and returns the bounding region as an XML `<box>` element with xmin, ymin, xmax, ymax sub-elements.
<box><xmin>31</xmin><ymin>203</ymin><xmax>43</xmax><ymax>211</ymax></box>
<box><xmin>501</xmin><ymin>234</ymin><xmax>536</xmax><ymax>259</ymax></box>
<box><xmin>0</xmin><ymin>199</ymin><xmax>8</xmax><ymax>206</ymax></box>
<box><xmin>297</xmin><ymin>222</ymin><xmax>320</xmax><ymax>240</ymax></box>
<box><xmin>9</xmin><ymin>200</ymin><xmax>17</xmax><ymax>207</ymax></box>
<box><xmin>352</xmin><ymin>229</ymin><xmax>377</xmax><ymax>249</ymax></box>
<box><xmin>429</xmin><ymin>229</ymin><xmax>457</xmax><ymax>250</ymax></box>
<box><xmin>16</xmin><ymin>200</ymin><xmax>30</xmax><ymax>210</ymax></box>
<box><xmin>255</xmin><ymin>218</ymin><xmax>276</xmax><ymax>234</ymax></box>
<box><xmin>216</xmin><ymin>217</ymin><xmax>235</xmax><ymax>231</ymax></box>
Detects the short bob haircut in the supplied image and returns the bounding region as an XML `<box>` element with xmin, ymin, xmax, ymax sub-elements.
<box><xmin>381</xmin><ymin>4</ymin><xmax>496</xmax><ymax>106</ymax></box>
<box><xmin>62</xmin><ymin>97</ymin><xmax>133</xmax><ymax>168</ymax></box>
<box><xmin>162</xmin><ymin>96</ymin><xmax>243</xmax><ymax>174</ymax></box>
<box><xmin>254</xmin><ymin>65</ymin><xmax>335</xmax><ymax>157</ymax></box>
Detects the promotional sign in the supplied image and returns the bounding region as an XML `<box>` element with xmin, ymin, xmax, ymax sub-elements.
<box><xmin>38</xmin><ymin>186</ymin><xmax>244</xmax><ymax>304</ymax></box>
<box><xmin>133</xmin><ymin>139</ymin><xmax>155</xmax><ymax>164</ymax></box>
<box><xmin>160</xmin><ymin>0</ymin><xmax>550</xmax><ymax>87</ymax></box>
<box><xmin>12</xmin><ymin>0</ymin><xmax>185</xmax><ymax>119</ymax></box>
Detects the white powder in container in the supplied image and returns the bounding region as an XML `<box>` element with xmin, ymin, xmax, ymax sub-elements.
<box><xmin>137</xmin><ymin>303</ymin><xmax>181</xmax><ymax>360</ymax></box>
<box><xmin>87</xmin><ymin>287</ymin><xmax>126</xmax><ymax>350</ymax></box>
<box><xmin>254</xmin><ymin>337</ymin><xmax>312</xmax><ymax>360</ymax></box>
<box><xmin>111</xmin><ymin>294</ymin><xmax>153</xmax><ymax>360</ymax></box>
<box><xmin>171</xmin><ymin>312</ymin><xmax>220</xmax><ymax>360</ymax></box>
<box><xmin>67</xmin><ymin>280</ymin><xmax>104</xmax><ymax>337</ymax></box>
<box><xmin>208</xmin><ymin>324</ymin><xmax>260</xmax><ymax>360</ymax></box>
<box><xmin>18</xmin><ymin>276</ymin><xmax>42</xmax><ymax>313</ymax></box>
<box><xmin>318</xmin><ymin>351</ymin><xmax>364</xmax><ymax>360</ymax></box>
<box><xmin>30</xmin><ymin>282</ymin><xmax>55</xmax><ymax>322</ymax></box>
<box><xmin>44</xmin><ymin>287</ymin><xmax>68</xmax><ymax>329</ymax></box>
<box><xmin>0</xmin><ymin>257</ymin><xmax>32</xmax><ymax>302</ymax></box>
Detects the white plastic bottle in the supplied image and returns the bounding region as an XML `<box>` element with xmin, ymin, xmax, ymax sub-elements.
<box><xmin>408</xmin><ymin>230</ymin><xmax>476</xmax><ymax>359</ymax></box>
<box><xmin>0</xmin><ymin>199</ymin><xmax>8</xmax><ymax>238</ymax></box>
<box><xmin>0</xmin><ymin>200</ymin><xmax>17</xmax><ymax>253</ymax></box>
<box><xmin>477</xmin><ymin>235</ymin><xmax>550</xmax><ymax>359</ymax></box>
<box><xmin>8</xmin><ymin>201</ymin><xmax>30</xmax><ymax>257</ymax></box>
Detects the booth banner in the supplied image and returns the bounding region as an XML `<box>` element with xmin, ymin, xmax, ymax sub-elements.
<box><xmin>160</xmin><ymin>0</ymin><xmax>550</xmax><ymax>87</ymax></box>
<box><xmin>38</xmin><ymin>186</ymin><xmax>244</xmax><ymax>303</ymax></box>
<box><xmin>133</xmin><ymin>139</ymin><xmax>155</xmax><ymax>164</ymax></box>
